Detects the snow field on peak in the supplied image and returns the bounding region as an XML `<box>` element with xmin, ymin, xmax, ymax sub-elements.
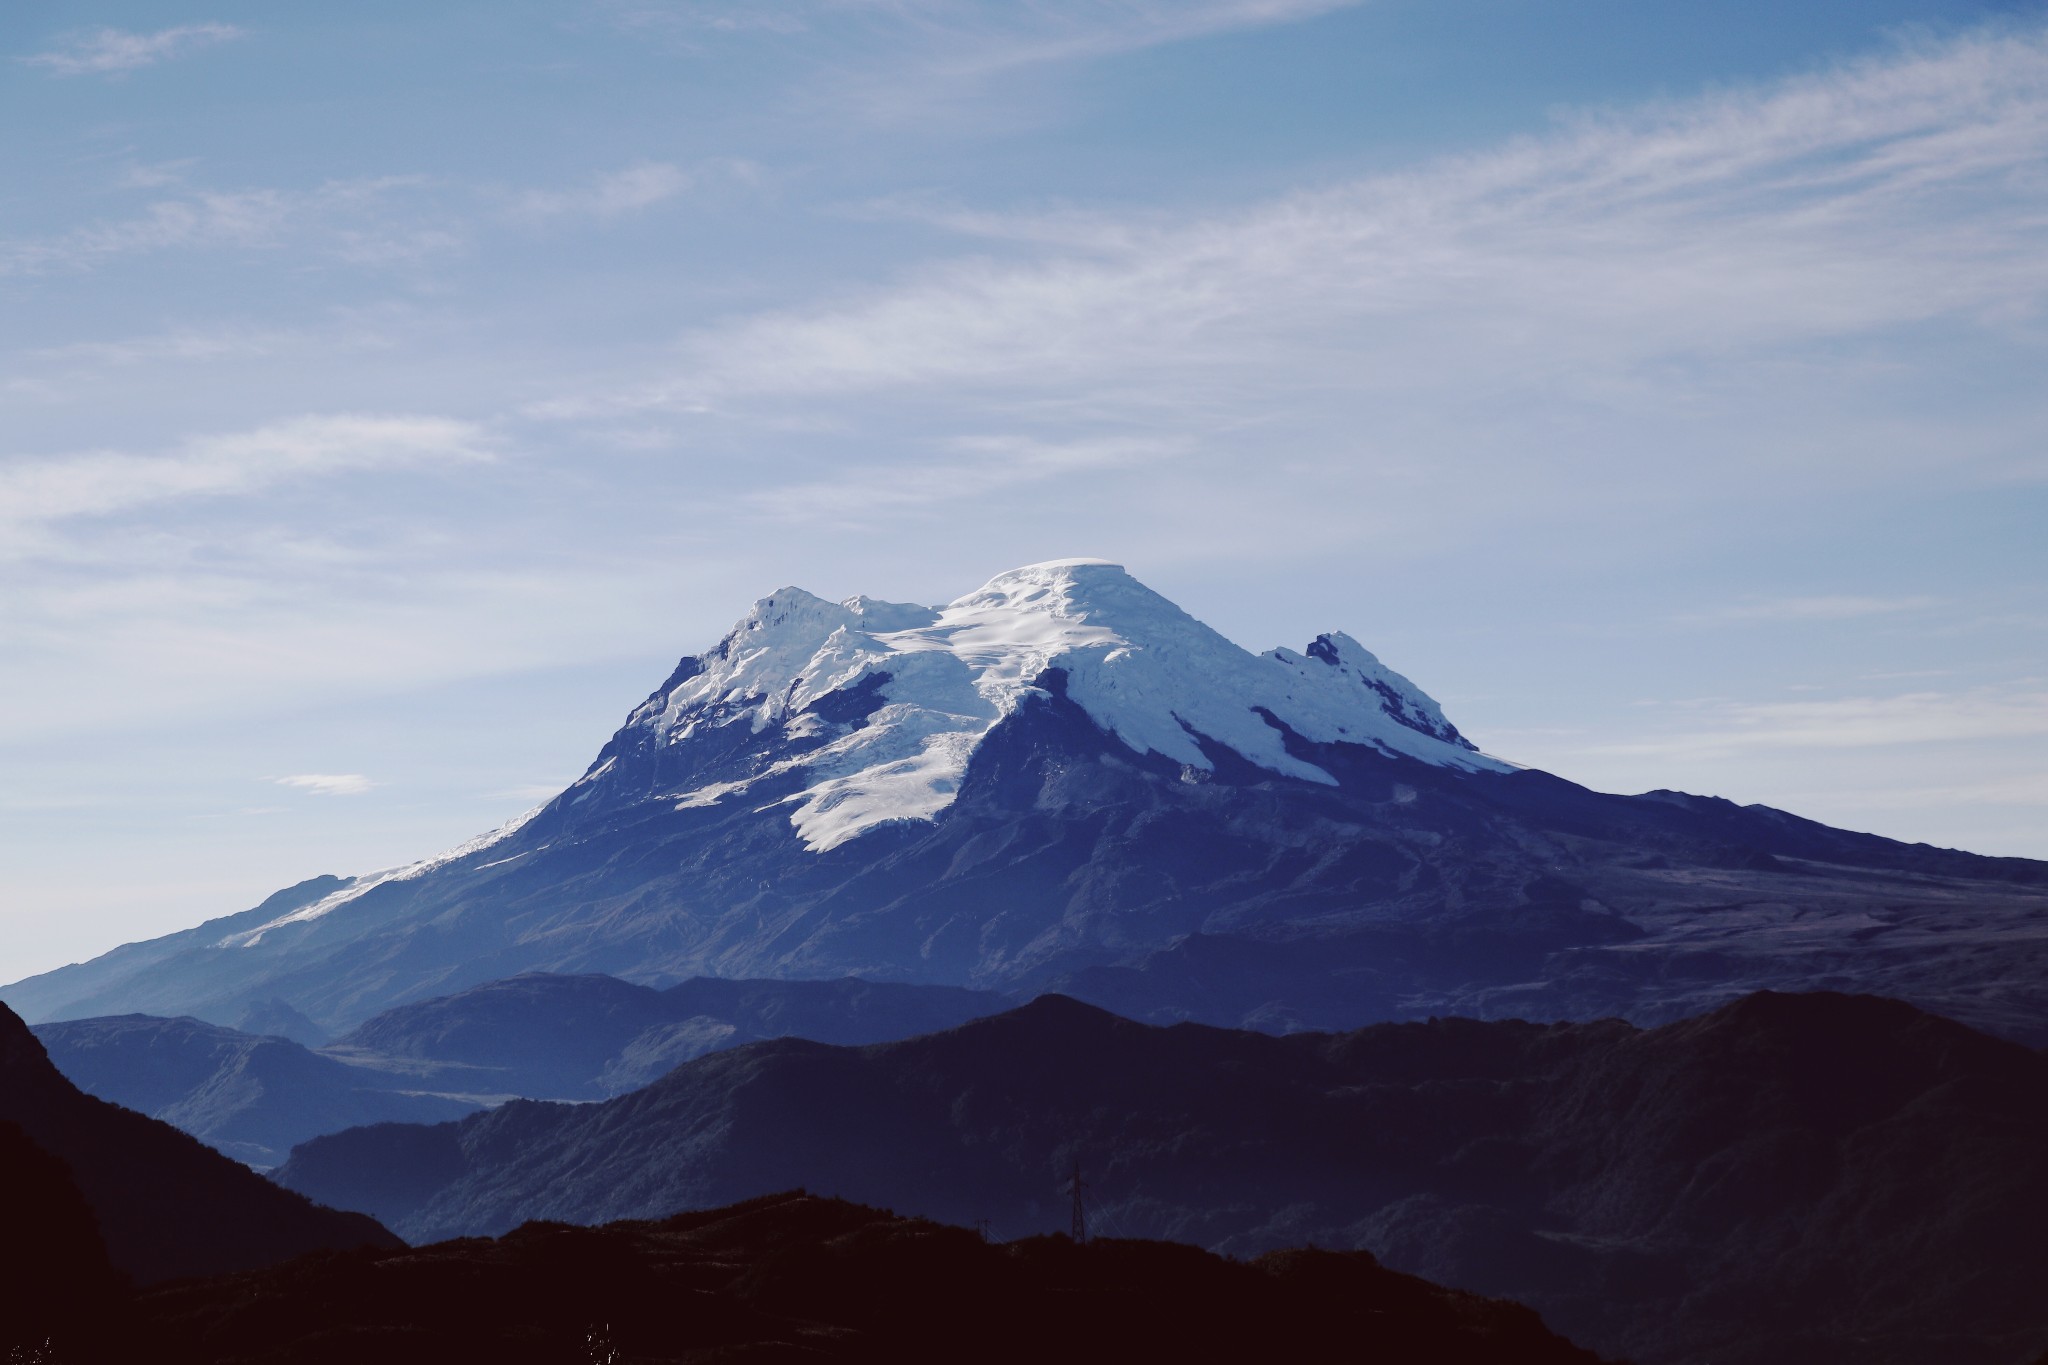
<box><xmin>220</xmin><ymin>803</ymin><xmax>547</xmax><ymax>947</ymax></box>
<box><xmin>216</xmin><ymin>560</ymin><xmax>1510</xmax><ymax>950</ymax></box>
<box><xmin>222</xmin><ymin>560</ymin><xmax>1510</xmax><ymax>943</ymax></box>
<box><xmin>648</xmin><ymin>560</ymin><xmax>1509</xmax><ymax>852</ymax></box>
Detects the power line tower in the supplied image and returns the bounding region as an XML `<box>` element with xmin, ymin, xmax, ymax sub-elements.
<box><xmin>1068</xmin><ymin>1155</ymin><xmax>1088</xmax><ymax>1245</ymax></box>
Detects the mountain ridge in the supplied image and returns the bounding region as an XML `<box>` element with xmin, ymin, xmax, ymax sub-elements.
<box><xmin>275</xmin><ymin>988</ymin><xmax>2048</xmax><ymax>1365</ymax></box>
<box><xmin>7</xmin><ymin>560</ymin><xmax>2047</xmax><ymax>1043</ymax></box>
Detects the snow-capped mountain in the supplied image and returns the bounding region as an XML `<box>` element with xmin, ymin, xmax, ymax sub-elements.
<box><xmin>7</xmin><ymin>561</ymin><xmax>2048</xmax><ymax>1040</ymax></box>
<box><xmin>218</xmin><ymin>558</ymin><xmax>1503</xmax><ymax>950</ymax></box>
<box><xmin>585</xmin><ymin>557</ymin><xmax>1504</xmax><ymax>854</ymax></box>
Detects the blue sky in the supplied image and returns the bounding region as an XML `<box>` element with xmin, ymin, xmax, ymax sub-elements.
<box><xmin>3</xmin><ymin>0</ymin><xmax>2046</xmax><ymax>982</ymax></box>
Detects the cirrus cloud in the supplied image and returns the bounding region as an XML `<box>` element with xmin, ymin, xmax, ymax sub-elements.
<box><xmin>1589</xmin><ymin>688</ymin><xmax>2048</xmax><ymax>761</ymax></box>
<box><xmin>22</xmin><ymin>23</ymin><xmax>245</xmax><ymax>77</ymax></box>
<box><xmin>273</xmin><ymin>774</ymin><xmax>377</xmax><ymax>797</ymax></box>
<box><xmin>1686</xmin><ymin>595</ymin><xmax>1945</xmax><ymax>624</ymax></box>
<box><xmin>0</xmin><ymin>176</ymin><xmax>457</xmax><ymax>279</ymax></box>
<box><xmin>512</xmin><ymin>162</ymin><xmax>693</xmax><ymax>220</ymax></box>
<box><xmin>0</xmin><ymin>414</ymin><xmax>493</xmax><ymax>531</ymax></box>
<box><xmin>677</xmin><ymin>29</ymin><xmax>2048</xmax><ymax>406</ymax></box>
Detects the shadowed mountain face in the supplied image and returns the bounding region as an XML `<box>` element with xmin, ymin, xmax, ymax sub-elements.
<box><xmin>32</xmin><ymin>974</ymin><xmax>1009</xmax><ymax>1165</ymax></box>
<box><xmin>116</xmin><ymin>1191</ymin><xmax>1607</xmax><ymax>1365</ymax></box>
<box><xmin>7</xmin><ymin>562</ymin><xmax>2046</xmax><ymax>1042</ymax></box>
<box><xmin>279</xmin><ymin>992</ymin><xmax>2048</xmax><ymax>1365</ymax></box>
<box><xmin>235</xmin><ymin>998</ymin><xmax>329</xmax><ymax>1047</ymax></box>
<box><xmin>0</xmin><ymin>1003</ymin><xmax>398</xmax><ymax>1293</ymax></box>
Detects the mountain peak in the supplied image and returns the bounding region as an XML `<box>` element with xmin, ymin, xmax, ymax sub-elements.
<box><xmin>587</xmin><ymin>560</ymin><xmax>1508</xmax><ymax>853</ymax></box>
<box><xmin>188</xmin><ymin>561</ymin><xmax>1508</xmax><ymax>952</ymax></box>
<box><xmin>729</xmin><ymin>586</ymin><xmax>938</xmax><ymax>641</ymax></box>
<box><xmin>962</xmin><ymin>556</ymin><xmax>1135</xmax><ymax>606</ymax></box>
<box><xmin>982</xmin><ymin>555</ymin><xmax>1125</xmax><ymax>577</ymax></box>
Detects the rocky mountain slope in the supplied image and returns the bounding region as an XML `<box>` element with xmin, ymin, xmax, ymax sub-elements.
<box><xmin>9</xmin><ymin>560</ymin><xmax>2046</xmax><ymax>1042</ymax></box>
<box><xmin>279</xmin><ymin>991</ymin><xmax>2048</xmax><ymax>1365</ymax></box>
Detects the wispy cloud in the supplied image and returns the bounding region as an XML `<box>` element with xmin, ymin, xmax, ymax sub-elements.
<box><xmin>895</xmin><ymin>0</ymin><xmax>1365</xmax><ymax>76</ymax></box>
<box><xmin>1590</xmin><ymin>688</ymin><xmax>2048</xmax><ymax>760</ymax></box>
<box><xmin>545</xmin><ymin>21</ymin><xmax>2048</xmax><ymax>513</ymax></box>
<box><xmin>1</xmin><ymin>315</ymin><xmax>411</xmax><ymax>412</ymax></box>
<box><xmin>614</xmin><ymin>0</ymin><xmax>1357</xmax><ymax>66</ymax></box>
<box><xmin>512</xmin><ymin>162</ymin><xmax>692</xmax><ymax>220</ymax></box>
<box><xmin>607</xmin><ymin>0</ymin><xmax>1363</xmax><ymax>124</ymax></box>
<box><xmin>0</xmin><ymin>178</ymin><xmax>452</xmax><ymax>278</ymax></box>
<box><xmin>779</xmin><ymin>34</ymin><xmax>2037</xmax><ymax>389</ymax></box>
<box><xmin>117</xmin><ymin>160</ymin><xmax>199</xmax><ymax>190</ymax></box>
<box><xmin>1801</xmin><ymin>772</ymin><xmax>2048</xmax><ymax>810</ymax></box>
<box><xmin>0</xmin><ymin>415</ymin><xmax>491</xmax><ymax>530</ymax></box>
<box><xmin>33</xmin><ymin>323</ymin><xmax>342</xmax><ymax>369</ymax></box>
<box><xmin>747</xmin><ymin>433</ymin><xmax>1181</xmax><ymax>525</ymax></box>
<box><xmin>606</xmin><ymin>2</ymin><xmax>809</xmax><ymax>38</ymax></box>
<box><xmin>22</xmin><ymin>23</ymin><xmax>245</xmax><ymax>77</ymax></box>
<box><xmin>274</xmin><ymin>774</ymin><xmax>376</xmax><ymax>796</ymax></box>
<box><xmin>1687</xmin><ymin>595</ymin><xmax>1943</xmax><ymax>624</ymax></box>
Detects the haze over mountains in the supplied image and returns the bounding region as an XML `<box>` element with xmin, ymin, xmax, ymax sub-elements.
<box><xmin>8</xmin><ymin>560</ymin><xmax>2045</xmax><ymax>1045</ymax></box>
<box><xmin>33</xmin><ymin>973</ymin><xmax>1004</xmax><ymax>1165</ymax></box>
<box><xmin>29</xmin><ymin>1011</ymin><xmax>480</xmax><ymax>1168</ymax></box>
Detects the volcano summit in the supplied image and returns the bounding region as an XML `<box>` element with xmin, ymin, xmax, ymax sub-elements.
<box><xmin>7</xmin><ymin>560</ymin><xmax>2046</xmax><ymax>1040</ymax></box>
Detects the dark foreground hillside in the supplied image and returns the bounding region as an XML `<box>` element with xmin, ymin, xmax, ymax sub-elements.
<box><xmin>1</xmin><ymin>1001</ymin><xmax>400</xmax><ymax>1356</ymax></box>
<box><xmin>122</xmin><ymin>1191</ymin><xmax>1606</xmax><ymax>1365</ymax></box>
<box><xmin>0</xmin><ymin>1002</ymin><xmax>397</xmax><ymax>1293</ymax></box>
<box><xmin>281</xmin><ymin>990</ymin><xmax>2048</xmax><ymax>1365</ymax></box>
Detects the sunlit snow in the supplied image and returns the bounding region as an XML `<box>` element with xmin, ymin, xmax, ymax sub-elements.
<box><xmin>219</xmin><ymin>802</ymin><xmax>546</xmax><ymax>947</ymax></box>
<box><xmin>226</xmin><ymin>559</ymin><xmax>1511</xmax><ymax>951</ymax></box>
<box><xmin>644</xmin><ymin>559</ymin><xmax>1509</xmax><ymax>851</ymax></box>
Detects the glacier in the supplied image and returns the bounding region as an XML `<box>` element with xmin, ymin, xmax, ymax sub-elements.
<box><xmin>621</xmin><ymin>557</ymin><xmax>1509</xmax><ymax>853</ymax></box>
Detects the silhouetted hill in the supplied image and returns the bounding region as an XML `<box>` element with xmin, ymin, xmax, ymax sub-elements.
<box><xmin>0</xmin><ymin>1119</ymin><xmax>121</xmax><ymax>1354</ymax></box>
<box><xmin>122</xmin><ymin>1191</ymin><xmax>1607</xmax><ymax>1364</ymax></box>
<box><xmin>0</xmin><ymin>1001</ymin><xmax>399</xmax><ymax>1289</ymax></box>
<box><xmin>280</xmin><ymin>991</ymin><xmax>2048</xmax><ymax>1365</ymax></box>
<box><xmin>33</xmin><ymin>1014</ymin><xmax>483</xmax><ymax>1166</ymax></box>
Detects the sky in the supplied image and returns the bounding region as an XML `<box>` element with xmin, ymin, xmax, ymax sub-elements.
<box><xmin>3</xmin><ymin>0</ymin><xmax>2046</xmax><ymax>984</ymax></box>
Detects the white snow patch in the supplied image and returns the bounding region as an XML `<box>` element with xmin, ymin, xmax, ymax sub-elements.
<box><xmin>220</xmin><ymin>803</ymin><xmax>546</xmax><ymax>948</ymax></box>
